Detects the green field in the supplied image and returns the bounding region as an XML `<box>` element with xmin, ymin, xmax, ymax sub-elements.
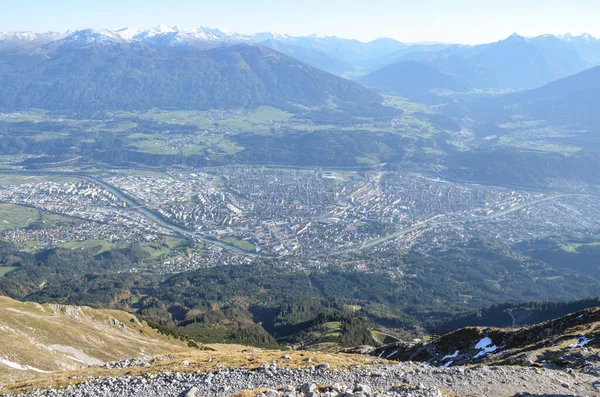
<box><xmin>165</xmin><ymin>237</ymin><xmax>186</xmax><ymax>248</ymax></box>
<box><xmin>0</xmin><ymin>174</ymin><xmax>80</xmax><ymax>186</ymax></box>
<box><xmin>298</xmin><ymin>321</ymin><xmax>343</xmax><ymax>349</ymax></box>
<box><xmin>94</xmin><ymin>121</ymin><xmax>138</xmax><ymax>132</ymax></box>
<box><xmin>499</xmin><ymin>118</ymin><xmax>546</xmax><ymax>129</ymax></box>
<box><xmin>0</xmin><ymin>266</ymin><xmax>19</xmax><ymax>277</ymax></box>
<box><xmin>32</xmin><ymin>132</ymin><xmax>70</xmax><ymax>141</ymax></box>
<box><xmin>114</xmin><ymin>106</ymin><xmax>292</xmax><ymax>135</ymax></box>
<box><xmin>221</xmin><ymin>236</ymin><xmax>256</xmax><ymax>251</ymax></box>
<box><xmin>58</xmin><ymin>240</ymin><xmax>174</xmax><ymax>259</ymax></box>
<box><xmin>125</xmin><ymin>170</ymin><xmax>173</xmax><ymax>179</ymax></box>
<box><xmin>0</xmin><ymin>204</ymin><xmax>39</xmax><ymax>231</ymax></box>
<box><xmin>561</xmin><ymin>241</ymin><xmax>600</xmax><ymax>253</ymax></box>
<box><xmin>59</xmin><ymin>239</ymin><xmax>117</xmax><ymax>254</ymax></box>
<box><xmin>139</xmin><ymin>242</ymin><xmax>171</xmax><ymax>259</ymax></box>
<box><xmin>129</xmin><ymin>134</ymin><xmax>244</xmax><ymax>156</ymax></box>
<box><xmin>371</xmin><ymin>330</ymin><xmax>400</xmax><ymax>345</ymax></box>
<box><xmin>382</xmin><ymin>95</ymin><xmax>431</xmax><ymax>114</ymax></box>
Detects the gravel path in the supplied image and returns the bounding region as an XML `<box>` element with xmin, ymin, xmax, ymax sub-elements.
<box><xmin>5</xmin><ymin>362</ymin><xmax>600</xmax><ymax>397</ymax></box>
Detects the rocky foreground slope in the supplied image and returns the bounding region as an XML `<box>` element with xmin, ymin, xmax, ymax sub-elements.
<box><xmin>2</xmin><ymin>299</ymin><xmax>600</xmax><ymax>396</ymax></box>
<box><xmin>3</xmin><ymin>356</ymin><xmax>600</xmax><ymax>396</ymax></box>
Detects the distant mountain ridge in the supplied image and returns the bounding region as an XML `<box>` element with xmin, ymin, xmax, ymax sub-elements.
<box><xmin>358</xmin><ymin>32</ymin><xmax>600</xmax><ymax>95</ymax></box>
<box><xmin>357</xmin><ymin>60</ymin><xmax>471</xmax><ymax>103</ymax></box>
<box><xmin>2</xmin><ymin>26</ymin><xmax>600</xmax><ymax>109</ymax></box>
<box><xmin>2</xmin><ymin>26</ymin><xmax>599</xmax><ymax>81</ymax></box>
<box><xmin>0</xmin><ymin>40</ymin><xmax>381</xmax><ymax>112</ymax></box>
<box><xmin>499</xmin><ymin>65</ymin><xmax>600</xmax><ymax>129</ymax></box>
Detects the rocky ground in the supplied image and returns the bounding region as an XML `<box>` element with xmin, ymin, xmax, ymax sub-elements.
<box><xmin>372</xmin><ymin>307</ymin><xmax>600</xmax><ymax>370</ymax></box>
<box><xmin>4</xmin><ymin>361</ymin><xmax>600</xmax><ymax>397</ymax></box>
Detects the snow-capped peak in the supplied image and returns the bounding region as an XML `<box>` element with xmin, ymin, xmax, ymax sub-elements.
<box><xmin>558</xmin><ymin>32</ymin><xmax>597</xmax><ymax>42</ymax></box>
<box><xmin>0</xmin><ymin>30</ymin><xmax>64</xmax><ymax>42</ymax></box>
<box><xmin>116</xmin><ymin>27</ymin><xmax>142</xmax><ymax>40</ymax></box>
<box><xmin>308</xmin><ymin>32</ymin><xmax>331</xmax><ymax>39</ymax></box>
<box><xmin>58</xmin><ymin>29</ymin><xmax>126</xmax><ymax>46</ymax></box>
<box><xmin>152</xmin><ymin>24</ymin><xmax>182</xmax><ymax>34</ymax></box>
<box><xmin>219</xmin><ymin>28</ymin><xmax>236</xmax><ymax>36</ymax></box>
<box><xmin>579</xmin><ymin>33</ymin><xmax>597</xmax><ymax>41</ymax></box>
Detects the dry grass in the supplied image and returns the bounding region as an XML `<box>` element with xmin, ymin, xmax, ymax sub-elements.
<box><xmin>231</xmin><ymin>390</ymin><xmax>267</xmax><ymax>397</ymax></box>
<box><xmin>0</xmin><ymin>296</ymin><xmax>192</xmax><ymax>385</ymax></box>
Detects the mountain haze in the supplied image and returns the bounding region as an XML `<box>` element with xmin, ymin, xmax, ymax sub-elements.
<box><xmin>358</xmin><ymin>60</ymin><xmax>471</xmax><ymax>102</ymax></box>
<box><xmin>503</xmin><ymin>66</ymin><xmax>600</xmax><ymax>129</ymax></box>
<box><xmin>3</xmin><ymin>27</ymin><xmax>599</xmax><ymax>87</ymax></box>
<box><xmin>362</xmin><ymin>33</ymin><xmax>600</xmax><ymax>94</ymax></box>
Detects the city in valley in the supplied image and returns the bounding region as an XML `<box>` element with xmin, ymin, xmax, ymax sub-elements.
<box><xmin>1</xmin><ymin>166</ymin><xmax>598</xmax><ymax>273</ymax></box>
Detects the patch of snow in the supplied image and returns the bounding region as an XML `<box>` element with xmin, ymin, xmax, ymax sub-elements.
<box><xmin>60</xmin><ymin>29</ymin><xmax>125</xmax><ymax>46</ymax></box>
<box><xmin>149</xmin><ymin>24</ymin><xmax>182</xmax><ymax>36</ymax></box>
<box><xmin>0</xmin><ymin>359</ymin><xmax>50</xmax><ymax>373</ymax></box>
<box><xmin>385</xmin><ymin>349</ymin><xmax>399</xmax><ymax>359</ymax></box>
<box><xmin>473</xmin><ymin>337</ymin><xmax>498</xmax><ymax>358</ymax></box>
<box><xmin>443</xmin><ymin>360</ymin><xmax>453</xmax><ymax>367</ymax></box>
<box><xmin>475</xmin><ymin>337</ymin><xmax>493</xmax><ymax>349</ymax></box>
<box><xmin>308</xmin><ymin>32</ymin><xmax>331</xmax><ymax>39</ymax></box>
<box><xmin>577</xmin><ymin>314</ymin><xmax>585</xmax><ymax>319</ymax></box>
<box><xmin>49</xmin><ymin>345</ymin><xmax>103</xmax><ymax>366</ymax></box>
<box><xmin>569</xmin><ymin>337</ymin><xmax>592</xmax><ymax>349</ymax></box>
<box><xmin>0</xmin><ymin>31</ymin><xmax>63</xmax><ymax>42</ymax></box>
<box><xmin>116</xmin><ymin>27</ymin><xmax>142</xmax><ymax>40</ymax></box>
<box><xmin>442</xmin><ymin>350</ymin><xmax>460</xmax><ymax>360</ymax></box>
<box><xmin>220</xmin><ymin>27</ymin><xmax>236</xmax><ymax>36</ymax></box>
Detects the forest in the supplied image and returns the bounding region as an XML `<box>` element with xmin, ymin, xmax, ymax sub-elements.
<box><xmin>1</xmin><ymin>236</ymin><xmax>599</xmax><ymax>348</ymax></box>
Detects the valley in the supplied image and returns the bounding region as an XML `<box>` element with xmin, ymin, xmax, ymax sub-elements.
<box><xmin>1</xmin><ymin>17</ymin><xmax>600</xmax><ymax>397</ymax></box>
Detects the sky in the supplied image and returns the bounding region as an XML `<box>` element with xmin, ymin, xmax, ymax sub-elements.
<box><xmin>1</xmin><ymin>0</ymin><xmax>599</xmax><ymax>44</ymax></box>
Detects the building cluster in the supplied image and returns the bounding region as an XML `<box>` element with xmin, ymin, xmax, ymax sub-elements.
<box><xmin>1</xmin><ymin>222</ymin><xmax>163</xmax><ymax>249</ymax></box>
<box><xmin>106</xmin><ymin>173</ymin><xmax>244</xmax><ymax>229</ymax></box>
<box><xmin>151</xmin><ymin>243</ymin><xmax>257</xmax><ymax>274</ymax></box>
<box><xmin>3</xmin><ymin>168</ymin><xmax>597</xmax><ymax>273</ymax></box>
<box><xmin>0</xmin><ymin>112</ymin><xmax>23</xmax><ymax>119</ymax></box>
<box><xmin>0</xmin><ymin>179</ymin><xmax>173</xmax><ymax>241</ymax></box>
<box><xmin>105</xmin><ymin>169</ymin><xmax>547</xmax><ymax>257</ymax></box>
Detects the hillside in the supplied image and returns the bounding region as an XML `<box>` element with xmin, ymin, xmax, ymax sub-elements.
<box><xmin>0</xmin><ymin>295</ymin><xmax>192</xmax><ymax>383</ymax></box>
<box><xmin>503</xmin><ymin>65</ymin><xmax>600</xmax><ymax>104</ymax></box>
<box><xmin>428</xmin><ymin>33</ymin><xmax>598</xmax><ymax>89</ymax></box>
<box><xmin>357</xmin><ymin>60</ymin><xmax>470</xmax><ymax>103</ymax></box>
<box><xmin>0</xmin><ymin>38</ymin><xmax>381</xmax><ymax>112</ymax></box>
<box><xmin>3</xmin><ymin>306</ymin><xmax>600</xmax><ymax>396</ymax></box>
<box><xmin>466</xmin><ymin>66</ymin><xmax>600</xmax><ymax>130</ymax></box>
<box><xmin>374</xmin><ymin>305</ymin><xmax>600</xmax><ymax>369</ymax></box>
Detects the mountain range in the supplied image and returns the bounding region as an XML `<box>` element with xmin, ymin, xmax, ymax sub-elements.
<box><xmin>2</xmin><ymin>25</ymin><xmax>600</xmax><ymax>123</ymax></box>
<box><xmin>2</xmin><ymin>26</ymin><xmax>600</xmax><ymax>86</ymax></box>
<box><xmin>0</xmin><ymin>38</ymin><xmax>380</xmax><ymax>112</ymax></box>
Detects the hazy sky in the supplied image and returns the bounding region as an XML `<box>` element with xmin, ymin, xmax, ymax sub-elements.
<box><xmin>1</xmin><ymin>0</ymin><xmax>599</xmax><ymax>44</ymax></box>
